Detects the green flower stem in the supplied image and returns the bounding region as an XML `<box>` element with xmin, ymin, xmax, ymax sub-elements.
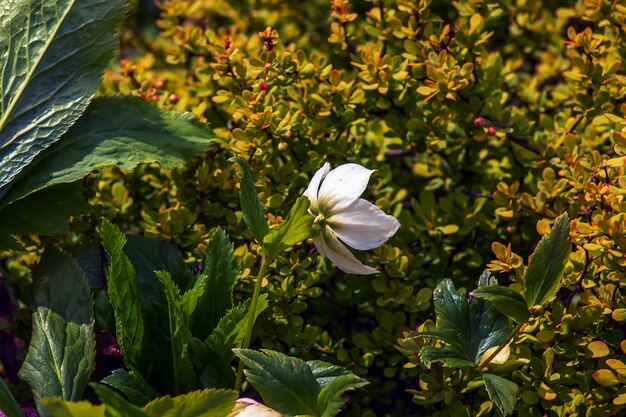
<box><xmin>479</xmin><ymin>322</ymin><xmax>527</xmax><ymax>370</ymax></box>
<box><xmin>235</xmin><ymin>254</ymin><xmax>269</xmax><ymax>391</ymax></box>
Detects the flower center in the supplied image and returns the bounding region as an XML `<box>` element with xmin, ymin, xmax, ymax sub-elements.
<box><xmin>311</xmin><ymin>213</ymin><xmax>326</xmax><ymax>236</ymax></box>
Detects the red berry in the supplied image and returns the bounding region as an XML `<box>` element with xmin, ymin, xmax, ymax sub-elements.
<box><xmin>259</xmin><ymin>81</ymin><xmax>269</xmax><ymax>91</ymax></box>
<box><xmin>169</xmin><ymin>94</ymin><xmax>179</xmax><ymax>104</ymax></box>
<box><xmin>151</xmin><ymin>94</ymin><xmax>159</xmax><ymax>101</ymax></box>
<box><xmin>154</xmin><ymin>81</ymin><xmax>164</xmax><ymax>89</ymax></box>
<box><xmin>473</xmin><ymin>116</ymin><xmax>485</xmax><ymax>129</ymax></box>
<box><xmin>487</xmin><ymin>126</ymin><xmax>496</xmax><ymax>136</ymax></box>
<box><xmin>264</xmin><ymin>62</ymin><xmax>272</xmax><ymax>69</ymax></box>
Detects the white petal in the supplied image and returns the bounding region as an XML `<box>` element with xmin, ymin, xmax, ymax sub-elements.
<box><xmin>303</xmin><ymin>162</ymin><xmax>330</xmax><ymax>212</ymax></box>
<box><xmin>317</xmin><ymin>163</ymin><xmax>375</xmax><ymax>213</ymax></box>
<box><xmin>236</xmin><ymin>404</ymin><xmax>282</xmax><ymax>417</ymax></box>
<box><xmin>327</xmin><ymin>199</ymin><xmax>400</xmax><ymax>250</ymax></box>
<box><xmin>313</xmin><ymin>228</ymin><xmax>378</xmax><ymax>275</ymax></box>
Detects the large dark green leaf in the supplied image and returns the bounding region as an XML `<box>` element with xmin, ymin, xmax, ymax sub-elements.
<box><xmin>155</xmin><ymin>271</ymin><xmax>195</xmax><ymax>394</ymax></box>
<box><xmin>40</xmin><ymin>399</ymin><xmax>105</xmax><ymax>417</ymax></box>
<box><xmin>307</xmin><ymin>361</ymin><xmax>368</xmax><ymax>417</ymax></box>
<box><xmin>206</xmin><ymin>294</ymin><xmax>268</xmax><ymax>358</ymax></box>
<box><xmin>1</xmin><ymin>97</ymin><xmax>215</xmax><ymax>207</ymax></box>
<box><xmin>190</xmin><ymin>295</ymin><xmax>268</xmax><ymax>389</ymax></box>
<box><xmin>100</xmin><ymin>219</ymin><xmax>144</xmax><ymax>371</ymax></box>
<box><xmin>524</xmin><ymin>213</ymin><xmax>571</xmax><ymax>307</ymax></box>
<box><xmin>263</xmin><ymin>196</ymin><xmax>314</xmax><ymax>261</ymax></box>
<box><xmin>472</xmin><ymin>284</ymin><xmax>530</xmax><ymax>323</ymax></box>
<box><xmin>124</xmin><ymin>234</ymin><xmax>192</xmax><ymax>307</ymax></box>
<box><xmin>418</xmin><ymin>346</ymin><xmax>478</xmax><ymax>368</ymax></box>
<box><xmin>432</xmin><ymin>279</ymin><xmax>509</xmax><ymax>363</ymax></box>
<box><xmin>0</xmin><ymin>183</ymin><xmax>90</xmax><ymax>236</ymax></box>
<box><xmin>189</xmin><ymin>227</ymin><xmax>239</xmax><ymax>339</ymax></box>
<box><xmin>234</xmin><ymin>349</ymin><xmax>364</xmax><ymax>417</ymax></box>
<box><xmin>234</xmin><ymin>349</ymin><xmax>320</xmax><ymax>416</ymax></box>
<box><xmin>482</xmin><ymin>373</ymin><xmax>519</xmax><ymax>416</ymax></box>
<box><xmin>91</xmin><ymin>385</ymin><xmax>150</xmax><ymax>417</ymax></box>
<box><xmin>19</xmin><ymin>248</ymin><xmax>95</xmax><ymax>417</ymax></box>
<box><xmin>142</xmin><ymin>389</ymin><xmax>238</xmax><ymax>417</ymax></box>
<box><xmin>101</xmin><ymin>370</ymin><xmax>160</xmax><ymax>407</ymax></box>
<box><xmin>230</xmin><ymin>157</ymin><xmax>269</xmax><ymax>244</ymax></box>
<box><xmin>189</xmin><ymin>338</ymin><xmax>236</xmax><ymax>390</ymax></box>
<box><xmin>0</xmin><ymin>0</ymin><xmax>125</xmax><ymax>198</ymax></box>
<box><xmin>0</xmin><ymin>377</ymin><xmax>25</xmax><ymax>417</ymax></box>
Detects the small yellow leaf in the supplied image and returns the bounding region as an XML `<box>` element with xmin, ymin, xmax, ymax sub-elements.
<box><xmin>480</xmin><ymin>344</ymin><xmax>511</xmax><ymax>365</ymax></box>
<box><xmin>536</xmin><ymin>330</ymin><xmax>555</xmax><ymax>343</ymax></box>
<box><xmin>606</xmin><ymin>156</ymin><xmax>626</xmax><ymax>167</ymax></box>
<box><xmin>614</xmin><ymin>393</ymin><xmax>626</xmax><ymax>405</ymax></box>
<box><xmin>436</xmin><ymin>224</ymin><xmax>459</xmax><ymax>235</ymax></box>
<box><xmin>612</xmin><ymin>308</ymin><xmax>626</xmax><ymax>322</ymax></box>
<box><xmin>606</xmin><ymin>359</ymin><xmax>626</xmax><ymax>377</ymax></box>
<box><xmin>536</xmin><ymin>219</ymin><xmax>551</xmax><ymax>236</ymax></box>
<box><xmin>605</xmin><ymin>113</ymin><xmax>624</xmax><ymax>123</ymax></box>
<box><xmin>592</xmin><ymin>369</ymin><xmax>620</xmax><ymax>387</ymax></box>
<box><xmin>538</xmin><ymin>382</ymin><xmax>557</xmax><ymax>401</ymax></box>
<box><xmin>587</xmin><ymin>340</ymin><xmax>610</xmax><ymax>358</ymax></box>
<box><xmin>417</xmin><ymin>86</ymin><xmax>438</xmax><ymax>96</ymax></box>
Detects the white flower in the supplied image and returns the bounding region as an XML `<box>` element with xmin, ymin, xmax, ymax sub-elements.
<box><xmin>304</xmin><ymin>162</ymin><xmax>400</xmax><ymax>275</ymax></box>
<box><xmin>235</xmin><ymin>398</ymin><xmax>282</xmax><ymax>417</ymax></box>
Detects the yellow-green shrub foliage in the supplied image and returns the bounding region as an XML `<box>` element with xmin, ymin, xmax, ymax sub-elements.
<box><xmin>78</xmin><ymin>0</ymin><xmax>626</xmax><ymax>415</ymax></box>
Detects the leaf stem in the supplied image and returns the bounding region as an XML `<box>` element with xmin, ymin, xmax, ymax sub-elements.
<box><xmin>479</xmin><ymin>322</ymin><xmax>527</xmax><ymax>370</ymax></box>
<box><xmin>235</xmin><ymin>254</ymin><xmax>268</xmax><ymax>391</ymax></box>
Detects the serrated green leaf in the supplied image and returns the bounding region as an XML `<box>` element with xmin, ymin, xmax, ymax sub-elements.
<box><xmin>432</xmin><ymin>279</ymin><xmax>509</xmax><ymax>363</ymax></box>
<box><xmin>142</xmin><ymin>389</ymin><xmax>238</xmax><ymax>417</ymax></box>
<box><xmin>263</xmin><ymin>196</ymin><xmax>314</xmax><ymax>261</ymax></box>
<box><xmin>524</xmin><ymin>213</ymin><xmax>571</xmax><ymax>307</ymax></box>
<box><xmin>234</xmin><ymin>349</ymin><xmax>320</xmax><ymax>416</ymax></box>
<box><xmin>0</xmin><ymin>378</ymin><xmax>25</xmax><ymax>417</ymax></box>
<box><xmin>408</xmin><ymin>330</ymin><xmax>465</xmax><ymax>351</ymax></box>
<box><xmin>190</xmin><ymin>227</ymin><xmax>239</xmax><ymax>339</ymax></box>
<box><xmin>31</xmin><ymin>248</ymin><xmax>93</xmax><ymax>323</ymax></box>
<box><xmin>0</xmin><ymin>0</ymin><xmax>126</xmax><ymax>198</ymax></box>
<box><xmin>230</xmin><ymin>157</ymin><xmax>269</xmax><ymax>244</ymax></box>
<box><xmin>91</xmin><ymin>384</ymin><xmax>150</xmax><ymax>417</ymax></box>
<box><xmin>419</xmin><ymin>346</ymin><xmax>478</xmax><ymax>368</ymax></box>
<box><xmin>156</xmin><ymin>271</ymin><xmax>196</xmax><ymax>394</ymax></box>
<box><xmin>123</xmin><ymin>234</ymin><xmax>192</xmax><ymax>307</ymax></box>
<box><xmin>482</xmin><ymin>373</ymin><xmax>520</xmax><ymax>416</ymax></box>
<box><xmin>101</xmin><ymin>370</ymin><xmax>160</xmax><ymax>407</ymax></box>
<box><xmin>40</xmin><ymin>399</ymin><xmax>105</xmax><ymax>417</ymax></box>
<box><xmin>1</xmin><ymin>97</ymin><xmax>215</xmax><ymax>207</ymax></box>
<box><xmin>100</xmin><ymin>219</ymin><xmax>144</xmax><ymax>371</ymax></box>
<box><xmin>110</xmin><ymin>234</ymin><xmax>190</xmax><ymax>394</ymax></box>
<box><xmin>472</xmin><ymin>285</ymin><xmax>530</xmax><ymax>323</ymax></box>
<box><xmin>189</xmin><ymin>338</ymin><xmax>236</xmax><ymax>389</ymax></box>
<box><xmin>207</xmin><ymin>294</ymin><xmax>268</xmax><ymax>358</ymax></box>
<box><xmin>307</xmin><ymin>360</ymin><xmax>352</xmax><ymax>387</ymax></box>
<box><xmin>306</xmin><ymin>361</ymin><xmax>368</xmax><ymax>417</ymax></box>
<box><xmin>318</xmin><ymin>374</ymin><xmax>367</xmax><ymax>417</ymax></box>
<box><xmin>0</xmin><ymin>183</ymin><xmax>90</xmax><ymax>235</ymax></box>
<box><xmin>19</xmin><ymin>248</ymin><xmax>95</xmax><ymax>417</ymax></box>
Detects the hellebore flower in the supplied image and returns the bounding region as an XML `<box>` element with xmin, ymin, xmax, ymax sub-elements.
<box><xmin>235</xmin><ymin>398</ymin><xmax>282</xmax><ymax>416</ymax></box>
<box><xmin>304</xmin><ymin>162</ymin><xmax>400</xmax><ymax>275</ymax></box>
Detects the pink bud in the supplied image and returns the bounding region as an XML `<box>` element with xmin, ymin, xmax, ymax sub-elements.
<box><xmin>151</xmin><ymin>94</ymin><xmax>159</xmax><ymax>101</ymax></box>
<box><xmin>259</xmin><ymin>81</ymin><xmax>269</xmax><ymax>91</ymax></box>
<box><xmin>169</xmin><ymin>94</ymin><xmax>179</xmax><ymax>104</ymax></box>
<box><xmin>154</xmin><ymin>81</ymin><xmax>164</xmax><ymax>89</ymax></box>
<box><xmin>473</xmin><ymin>117</ymin><xmax>485</xmax><ymax>129</ymax></box>
<box><xmin>264</xmin><ymin>62</ymin><xmax>272</xmax><ymax>69</ymax></box>
<box><xmin>487</xmin><ymin>126</ymin><xmax>496</xmax><ymax>136</ymax></box>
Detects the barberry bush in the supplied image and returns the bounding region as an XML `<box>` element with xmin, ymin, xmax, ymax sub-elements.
<box><xmin>3</xmin><ymin>0</ymin><xmax>626</xmax><ymax>416</ymax></box>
